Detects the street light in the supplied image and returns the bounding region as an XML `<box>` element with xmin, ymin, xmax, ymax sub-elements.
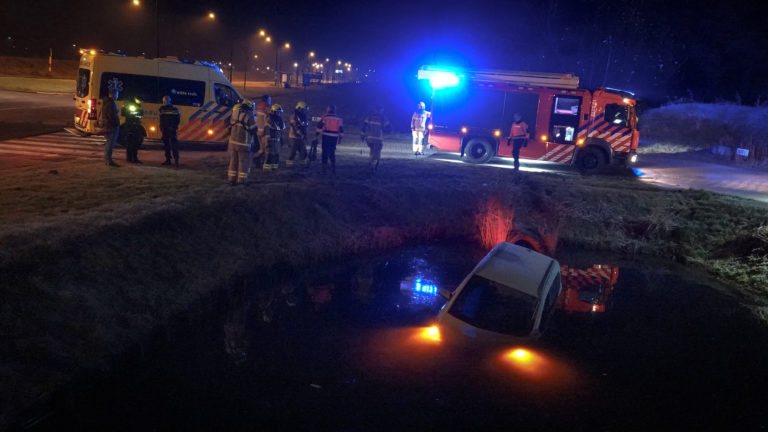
<box><xmin>208</xmin><ymin>12</ymin><xmax>215</xmax><ymax>19</ymax></box>
<box><xmin>259</xmin><ymin>29</ymin><xmax>266</xmax><ymax>37</ymax></box>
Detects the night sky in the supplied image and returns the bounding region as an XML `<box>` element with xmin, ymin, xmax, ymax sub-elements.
<box><xmin>3</xmin><ymin>0</ymin><xmax>768</xmax><ymax>104</ymax></box>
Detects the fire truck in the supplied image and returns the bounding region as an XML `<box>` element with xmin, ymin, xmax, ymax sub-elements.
<box><xmin>417</xmin><ymin>66</ymin><xmax>639</xmax><ymax>173</ymax></box>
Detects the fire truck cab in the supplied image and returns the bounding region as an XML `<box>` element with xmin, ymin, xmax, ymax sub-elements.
<box><xmin>418</xmin><ymin>67</ymin><xmax>639</xmax><ymax>173</ymax></box>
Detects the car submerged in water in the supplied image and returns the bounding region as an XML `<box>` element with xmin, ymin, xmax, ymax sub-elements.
<box><xmin>436</xmin><ymin>242</ymin><xmax>562</xmax><ymax>343</ymax></box>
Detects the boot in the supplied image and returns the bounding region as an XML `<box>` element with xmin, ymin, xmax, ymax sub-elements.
<box><xmin>174</xmin><ymin>158</ymin><xmax>179</xmax><ymax>168</ymax></box>
<box><xmin>162</xmin><ymin>158</ymin><xmax>172</xmax><ymax>165</ymax></box>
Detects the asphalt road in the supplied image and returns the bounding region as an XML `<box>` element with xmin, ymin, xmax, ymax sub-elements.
<box><xmin>2</xmin><ymin>89</ymin><xmax>766</xmax><ymax>203</ymax></box>
<box><xmin>0</xmin><ymin>89</ymin><xmax>74</xmax><ymax>140</ymax></box>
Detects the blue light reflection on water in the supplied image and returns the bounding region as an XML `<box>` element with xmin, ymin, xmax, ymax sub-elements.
<box><xmin>400</xmin><ymin>276</ymin><xmax>441</xmax><ymax>308</ymax></box>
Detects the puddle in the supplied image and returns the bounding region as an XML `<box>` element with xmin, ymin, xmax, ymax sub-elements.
<box><xmin>27</xmin><ymin>242</ymin><xmax>768</xmax><ymax>431</ymax></box>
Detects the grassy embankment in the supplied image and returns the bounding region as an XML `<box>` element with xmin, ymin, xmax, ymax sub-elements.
<box><xmin>2</xmin><ymin>145</ymin><xmax>767</xmax><ymax>424</ymax></box>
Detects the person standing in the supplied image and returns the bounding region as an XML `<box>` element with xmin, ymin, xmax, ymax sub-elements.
<box><xmin>410</xmin><ymin>101</ymin><xmax>430</xmax><ymax>156</ymax></box>
<box><xmin>253</xmin><ymin>94</ymin><xmax>271</xmax><ymax>170</ymax></box>
<box><xmin>506</xmin><ymin>112</ymin><xmax>529</xmax><ymax>172</ymax></box>
<box><xmin>263</xmin><ymin>104</ymin><xmax>285</xmax><ymax>170</ymax></box>
<box><xmin>361</xmin><ymin>105</ymin><xmax>389</xmax><ymax>172</ymax></box>
<box><xmin>159</xmin><ymin>95</ymin><xmax>181</xmax><ymax>167</ymax></box>
<box><xmin>99</xmin><ymin>88</ymin><xmax>121</xmax><ymax>167</ymax></box>
<box><xmin>227</xmin><ymin>100</ymin><xmax>257</xmax><ymax>185</ymax></box>
<box><xmin>286</xmin><ymin>101</ymin><xmax>309</xmax><ymax>167</ymax></box>
<box><xmin>316</xmin><ymin>105</ymin><xmax>343</xmax><ymax>174</ymax></box>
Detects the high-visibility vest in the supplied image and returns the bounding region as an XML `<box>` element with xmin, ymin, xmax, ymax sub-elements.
<box><xmin>317</xmin><ymin>114</ymin><xmax>343</xmax><ymax>138</ymax></box>
<box><xmin>509</xmin><ymin>121</ymin><xmax>529</xmax><ymax>139</ymax></box>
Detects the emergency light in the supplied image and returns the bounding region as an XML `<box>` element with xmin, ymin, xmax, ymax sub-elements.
<box><xmin>418</xmin><ymin>66</ymin><xmax>461</xmax><ymax>90</ymax></box>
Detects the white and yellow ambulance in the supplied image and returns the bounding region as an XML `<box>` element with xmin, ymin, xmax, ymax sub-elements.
<box><xmin>74</xmin><ymin>51</ymin><xmax>243</xmax><ymax>143</ymax></box>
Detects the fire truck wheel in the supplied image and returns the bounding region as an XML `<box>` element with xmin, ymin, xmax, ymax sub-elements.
<box><xmin>576</xmin><ymin>147</ymin><xmax>606</xmax><ymax>174</ymax></box>
<box><xmin>463</xmin><ymin>138</ymin><xmax>494</xmax><ymax>164</ymax></box>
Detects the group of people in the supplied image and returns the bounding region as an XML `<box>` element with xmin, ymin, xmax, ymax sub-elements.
<box><xmin>226</xmin><ymin>94</ymin><xmax>349</xmax><ymax>185</ymax></box>
<box><xmin>99</xmin><ymin>91</ymin><xmax>444</xmax><ymax>181</ymax></box>
<box><xmin>100</xmin><ymin>88</ymin><xmax>182</xmax><ymax>168</ymax></box>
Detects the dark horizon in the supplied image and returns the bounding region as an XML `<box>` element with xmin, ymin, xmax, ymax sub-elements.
<box><xmin>4</xmin><ymin>0</ymin><xmax>768</xmax><ymax>104</ymax></box>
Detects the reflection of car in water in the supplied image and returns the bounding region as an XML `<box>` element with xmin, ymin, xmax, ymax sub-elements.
<box><xmin>436</xmin><ymin>242</ymin><xmax>562</xmax><ymax>342</ymax></box>
<box><xmin>558</xmin><ymin>265</ymin><xmax>619</xmax><ymax>313</ymax></box>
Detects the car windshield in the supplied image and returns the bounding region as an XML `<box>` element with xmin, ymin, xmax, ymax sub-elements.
<box><xmin>448</xmin><ymin>274</ymin><xmax>538</xmax><ymax>337</ymax></box>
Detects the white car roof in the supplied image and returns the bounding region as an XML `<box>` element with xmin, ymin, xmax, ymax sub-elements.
<box><xmin>474</xmin><ymin>242</ymin><xmax>556</xmax><ymax>299</ymax></box>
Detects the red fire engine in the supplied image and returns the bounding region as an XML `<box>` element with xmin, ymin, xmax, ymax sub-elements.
<box><xmin>418</xmin><ymin>67</ymin><xmax>639</xmax><ymax>173</ymax></box>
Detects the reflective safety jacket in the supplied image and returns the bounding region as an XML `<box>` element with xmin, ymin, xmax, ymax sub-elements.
<box><xmin>316</xmin><ymin>113</ymin><xmax>344</xmax><ymax>138</ymax></box>
<box><xmin>158</xmin><ymin>104</ymin><xmax>181</xmax><ymax>132</ymax></box>
<box><xmin>228</xmin><ymin>106</ymin><xmax>257</xmax><ymax>149</ymax></box>
<box><xmin>509</xmin><ymin>120</ymin><xmax>529</xmax><ymax>139</ymax></box>
<box><xmin>288</xmin><ymin>110</ymin><xmax>308</xmax><ymax>139</ymax></box>
<box><xmin>362</xmin><ymin>112</ymin><xmax>389</xmax><ymax>140</ymax></box>
<box><xmin>410</xmin><ymin>109</ymin><xmax>430</xmax><ymax>132</ymax></box>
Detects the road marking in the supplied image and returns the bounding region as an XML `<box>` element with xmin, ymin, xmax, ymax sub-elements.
<box><xmin>0</xmin><ymin>131</ymin><xmax>112</xmax><ymax>159</ymax></box>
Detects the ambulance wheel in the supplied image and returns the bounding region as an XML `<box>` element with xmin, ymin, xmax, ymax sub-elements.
<box><xmin>463</xmin><ymin>138</ymin><xmax>494</xmax><ymax>164</ymax></box>
<box><xmin>577</xmin><ymin>147</ymin><xmax>606</xmax><ymax>174</ymax></box>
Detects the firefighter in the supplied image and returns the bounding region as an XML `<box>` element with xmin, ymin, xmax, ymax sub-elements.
<box><xmin>253</xmin><ymin>94</ymin><xmax>271</xmax><ymax>170</ymax></box>
<box><xmin>263</xmin><ymin>103</ymin><xmax>286</xmax><ymax>170</ymax></box>
<box><xmin>361</xmin><ymin>105</ymin><xmax>390</xmax><ymax>172</ymax></box>
<box><xmin>227</xmin><ymin>99</ymin><xmax>257</xmax><ymax>185</ymax></box>
<box><xmin>159</xmin><ymin>95</ymin><xmax>181</xmax><ymax>167</ymax></box>
<box><xmin>506</xmin><ymin>112</ymin><xmax>529</xmax><ymax>172</ymax></box>
<box><xmin>286</xmin><ymin>101</ymin><xmax>309</xmax><ymax>167</ymax></box>
<box><xmin>410</xmin><ymin>101</ymin><xmax>431</xmax><ymax>156</ymax></box>
<box><xmin>316</xmin><ymin>105</ymin><xmax>343</xmax><ymax>174</ymax></box>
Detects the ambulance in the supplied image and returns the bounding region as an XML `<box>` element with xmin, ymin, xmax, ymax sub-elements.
<box><xmin>74</xmin><ymin>51</ymin><xmax>243</xmax><ymax>144</ymax></box>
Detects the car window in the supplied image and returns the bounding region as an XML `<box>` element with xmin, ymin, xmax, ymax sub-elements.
<box><xmin>448</xmin><ymin>274</ymin><xmax>538</xmax><ymax>337</ymax></box>
<box><xmin>77</xmin><ymin>68</ymin><xmax>90</xmax><ymax>98</ymax></box>
<box><xmin>159</xmin><ymin>77</ymin><xmax>205</xmax><ymax>106</ymax></box>
<box><xmin>214</xmin><ymin>84</ymin><xmax>241</xmax><ymax>107</ymax></box>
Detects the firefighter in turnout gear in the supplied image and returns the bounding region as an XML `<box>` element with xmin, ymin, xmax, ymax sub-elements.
<box><xmin>159</xmin><ymin>95</ymin><xmax>181</xmax><ymax>167</ymax></box>
<box><xmin>227</xmin><ymin>100</ymin><xmax>258</xmax><ymax>185</ymax></box>
<box><xmin>316</xmin><ymin>105</ymin><xmax>343</xmax><ymax>174</ymax></box>
<box><xmin>263</xmin><ymin>104</ymin><xmax>286</xmax><ymax>170</ymax></box>
<box><xmin>361</xmin><ymin>105</ymin><xmax>390</xmax><ymax>172</ymax></box>
<box><xmin>253</xmin><ymin>94</ymin><xmax>271</xmax><ymax>170</ymax></box>
<box><xmin>506</xmin><ymin>112</ymin><xmax>529</xmax><ymax>172</ymax></box>
<box><xmin>286</xmin><ymin>101</ymin><xmax>309</xmax><ymax>167</ymax></box>
<box><xmin>410</xmin><ymin>101</ymin><xmax>430</xmax><ymax>155</ymax></box>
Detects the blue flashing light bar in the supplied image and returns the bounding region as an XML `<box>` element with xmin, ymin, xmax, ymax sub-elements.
<box><xmin>418</xmin><ymin>66</ymin><xmax>462</xmax><ymax>90</ymax></box>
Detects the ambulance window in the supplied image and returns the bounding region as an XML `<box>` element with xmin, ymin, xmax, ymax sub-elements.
<box><xmin>553</xmin><ymin>96</ymin><xmax>580</xmax><ymax>115</ymax></box>
<box><xmin>159</xmin><ymin>77</ymin><xmax>205</xmax><ymax>106</ymax></box>
<box><xmin>77</xmin><ymin>68</ymin><xmax>90</xmax><ymax>98</ymax></box>
<box><xmin>604</xmin><ymin>104</ymin><xmax>629</xmax><ymax>128</ymax></box>
<box><xmin>214</xmin><ymin>84</ymin><xmax>240</xmax><ymax>107</ymax></box>
<box><xmin>100</xmin><ymin>73</ymin><xmax>160</xmax><ymax>103</ymax></box>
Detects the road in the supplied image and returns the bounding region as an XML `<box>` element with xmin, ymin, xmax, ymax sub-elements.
<box><xmin>0</xmin><ymin>89</ymin><xmax>73</xmax><ymax>140</ymax></box>
<box><xmin>2</xmin><ymin>89</ymin><xmax>767</xmax><ymax>203</ymax></box>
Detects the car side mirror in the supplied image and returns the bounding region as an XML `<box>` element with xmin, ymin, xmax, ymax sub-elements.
<box><xmin>438</xmin><ymin>287</ymin><xmax>453</xmax><ymax>300</ymax></box>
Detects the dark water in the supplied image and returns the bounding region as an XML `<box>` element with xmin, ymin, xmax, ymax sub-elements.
<box><xmin>25</xmin><ymin>242</ymin><xmax>768</xmax><ymax>431</ymax></box>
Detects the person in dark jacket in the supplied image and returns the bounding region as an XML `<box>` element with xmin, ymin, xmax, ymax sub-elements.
<box><xmin>361</xmin><ymin>105</ymin><xmax>390</xmax><ymax>172</ymax></box>
<box><xmin>99</xmin><ymin>88</ymin><xmax>121</xmax><ymax>167</ymax></box>
<box><xmin>159</xmin><ymin>95</ymin><xmax>181</xmax><ymax>167</ymax></box>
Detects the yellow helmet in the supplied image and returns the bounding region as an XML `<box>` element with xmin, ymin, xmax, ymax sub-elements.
<box><xmin>295</xmin><ymin>101</ymin><xmax>307</xmax><ymax>110</ymax></box>
<box><xmin>271</xmin><ymin>103</ymin><xmax>283</xmax><ymax>113</ymax></box>
<box><xmin>241</xmin><ymin>99</ymin><xmax>254</xmax><ymax>110</ymax></box>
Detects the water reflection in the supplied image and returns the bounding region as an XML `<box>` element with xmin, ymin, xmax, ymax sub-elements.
<box><xmin>559</xmin><ymin>264</ymin><xmax>620</xmax><ymax>313</ymax></box>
